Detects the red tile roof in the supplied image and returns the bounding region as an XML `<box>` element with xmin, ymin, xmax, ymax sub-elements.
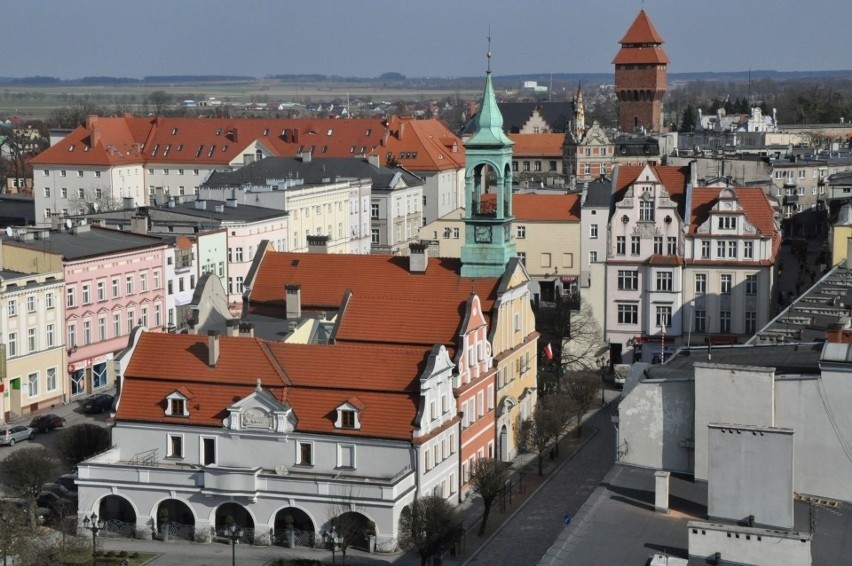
<box><xmin>615</xmin><ymin>165</ymin><xmax>689</xmax><ymax>204</ymax></box>
<box><xmin>688</xmin><ymin>187</ymin><xmax>778</xmax><ymax>237</ymax></box>
<box><xmin>612</xmin><ymin>48</ymin><xmax>670</xmax><ymax>65</ymax></box>
<box><xmin>118</xmin><ymin>332</ymin><xmax>434</xmax><ymax>440</ymax></box>
<box><xmin>482</xmin><ymin>193</ymin><xmax>580</xmax><ymax>222</ymax></box>
<box><xmin>32</xmin><ymin>116</ymin><xmax>465</xmax><ymax>174</ymax></box>
<box><xmin>619</xmin><ymin>10</ymin><xmax>666</xmax><ymax>44</ymax></box>
<box><xmin>508</xmin><ymin>134</ymin><xmax>564</xmax><ymax>157</ymax></box>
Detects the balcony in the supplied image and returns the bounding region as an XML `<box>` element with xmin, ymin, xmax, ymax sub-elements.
<box><xmin>783</xmin><ymin>194</ymin><xmax>799</xmax><ymax>205</ymax></box>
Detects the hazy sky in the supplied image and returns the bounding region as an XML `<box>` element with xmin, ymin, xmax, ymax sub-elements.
<box><xmin>2</xmin><ymin>0</ymin><xmax>849</xmax><ymax>79</ymax></box>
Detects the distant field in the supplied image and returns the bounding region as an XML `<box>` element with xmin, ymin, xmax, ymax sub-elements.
<box><xmin>0</xmin><ymin>80</ymin><xmax>482</xmax><ymax>120</ymax></box>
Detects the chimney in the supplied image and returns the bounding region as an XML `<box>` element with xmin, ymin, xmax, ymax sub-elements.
<box><xmin>208</xmin><ymin>330</ymin><xmax>220</xmax><ymax>367</ymax></box>
<box><xmin>130</xmin><ymin>214</ymin><xmax>148</xmax><ymax>235</ymax></box>
<box><xmin>654</xmin><ymin>470</ymin><xmax>670</xmax><ymax>513</ymax></box>
<box><xmin>307</xmin><ymin>235</ymin><xmax>329</xmax><ymax>254</ymax></box>
<box><xmin>285</xmin><ymin>283</ymin><xmax>302</xmax><ymax>319</ymax></box>
<box><xmin>826</xmin><ymin>322</ymin><xmax>852</xmax><ymax>344</ymax></box>
<box><xmin>91</xmin><ymin>128</ymin><xmax>101</xmax><ymax>148</ymax></box>
<box><xmin>226</xmin><ymin>318</ymin><xmax>240</xmax><ymax>337</ymax></box>
<box><xmin>239</xmin><ymin>322</ymin><xmax>255</xmax><ymax>337</ymax></box>
<box><xmin>368</xmin><ymin>154</ymin><xmax>381</xmax><ymax>168</ymax></box>
<box><xmin>300</xmin><ymin>150</ymin><xmax>312</xmax><ymax>163</ymax></box>
<box><xmin>409</xmin><ymin>242</ymin><xmax>429</xmax><ymax>272</ymax></box>
<box><xmin>214</xmin><ymin>203</ymin><xmax>225</xmax><ymax>214</ymax></box>
<box><xmin>168</xmin><ymin>197</ymin><xmax>176</xmax><ymax>208</ymax></box>
<box><xmin>123</xmin><ymin>197</ymin><xmax>135</xmax><ymax>210</ymax></box>
<box><xmin>226</xmin><ymin>198</ymin><xmax>238</xmax><ymax>208</ymax></box>
<box><xmin>195</xmin><ymin>200</ymin><xmax>207</xmax><ymax>210</ymax></box>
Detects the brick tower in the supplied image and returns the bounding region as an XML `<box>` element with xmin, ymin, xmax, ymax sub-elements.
<box><xmin>613</xmin><ymin>10</ymin><xmax>669</xmax><ymax>133</ymax></box>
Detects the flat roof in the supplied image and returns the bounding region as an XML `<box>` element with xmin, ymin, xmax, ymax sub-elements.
<box><xmin>661</xmin><ymin>342</ymin><xmax>823</xmax><ymax>375</ymax></box>
<box><xmin>4</xmin><ymin>226</ymin><xmax>166</xmax><ymax>260</ymax></box>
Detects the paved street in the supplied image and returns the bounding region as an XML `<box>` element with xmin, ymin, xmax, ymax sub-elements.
<box><xmin>464</xmin><ymin>401</ymin><xmax>618</xmax><ymax>566</ymax></box>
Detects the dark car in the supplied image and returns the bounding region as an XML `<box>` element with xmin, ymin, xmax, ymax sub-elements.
<box><xmin>29</xmin><ymin>413</ymin><xmax>66</xmax><ymax>433</ymax></box>
<box><xmin>42</xmin><ymin>482</ymin><xmax>78</xmax><ymax>502</ymax></box>
<box><xmin>36</xmin><ymin>491</ymin><xmax>74</xmax><ymax>515</ymax></box>
<box><xmin>56</xmin><ymin>473</ymin><xmax>77</xmax><ymax>493</ymax></box>
<box><xmin>82</xmin><ymin>394</ymin><xmax>114</xmax><ymax>414</ymax></box>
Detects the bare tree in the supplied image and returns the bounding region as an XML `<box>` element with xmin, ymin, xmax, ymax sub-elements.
<box><xmin>542</xmin><ymin>393</ymin><xmax>575</xmax><ymax>457</ymax></box>
<box><xmin>543</xmin><ymin>294</ymin><xmax>607</xmax><ymax>394</ymax></box>
<box><xmin>398</xmin><ymin>495</ymin><xmax>461</xmax><ymax>566</ymax></box>
<box><xmin>54</xmin><ymin>423</ymin><xmax>111</xmax><ymax>467</ymax></box>
<box><xmin>64</xmin><ymin>185</ymin><xmax>125</xmax><ymax>216</ymax></box>
<box><xmin>0</xmin><ymin>448</ymin><xmax>60</xmax><ymax>527</ymax></box>
<box><xmin>564</xmin><ymin>370</ymin><xmax>602</xmax><ymax>436</ymax></box>
<box><xmin>326</xmin><ymin>490</ymin><xmax>371</xmax><ymax>566</ymax></box>
<box><xmin>469</xmin><ymin>458</ymin><xmax>510</xmax><ymax>536</ymax></box>
<box><xmin>0</xmin><ymin>499</ymin><xmax>27</xmax><ymax>564</ymax></box>
<box><xmin>521</xmin><ymin>403</ymin><xmax>560</xmax><ymax>476</ymax></box>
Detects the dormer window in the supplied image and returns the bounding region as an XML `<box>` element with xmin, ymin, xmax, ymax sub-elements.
<box><xmin>335</xmin><ymin>400</ymin><xmax>363</xmax><ymax>430</ymax></box>
<box><xmin>165</xmin><ymin>389</ymin><xmax>192</xmax><ymax>417</ymax></box>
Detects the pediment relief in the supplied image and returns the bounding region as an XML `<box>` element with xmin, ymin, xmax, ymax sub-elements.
<box><xmin>224</xmin><ymin>381</ymin><xmax>296</xmax><ymax>434</ymax></box>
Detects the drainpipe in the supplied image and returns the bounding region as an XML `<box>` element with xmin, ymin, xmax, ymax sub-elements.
<box><xmin>457</xmin><ymin>418</ymin><xmax>464</xmax><ymax>505</ymax></box>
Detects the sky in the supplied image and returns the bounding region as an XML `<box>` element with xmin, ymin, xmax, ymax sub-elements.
<box><xmin>1</xmin><ymin>0</ymin><xmax>850</xmax><ymax>80</ymax></box>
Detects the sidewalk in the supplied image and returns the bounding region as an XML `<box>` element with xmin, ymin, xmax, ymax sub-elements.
<box><xmin>94</xmin><ymin>388</ymin><xmax>621</xmax><ymax>565</ymax></box>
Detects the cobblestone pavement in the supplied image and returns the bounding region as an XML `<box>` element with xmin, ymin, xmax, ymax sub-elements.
<box><xmin>464</xmin><ymin>400</ymin><xmax>619</xmax><ymax>566</ymax></box>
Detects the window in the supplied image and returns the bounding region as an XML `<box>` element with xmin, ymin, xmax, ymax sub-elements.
<box><xmin>745</xmin><ymin>274</ymin><xmax>758</xmax><ymax>295</ymax></box>
<box><xmin>140</xmin><ymin>273</ymin><xmax>148</xmax><ymax>292</ymax></box>
<box><xmin>639</xmin><ymin>200</ymin><xmax>654</xmax><ymax>221</ymax></box>
<box><xmin>46</xmin><ymin>324</ymin><xmax>55</xmax><ymax>348</ymax></box>
<box><xmin>83</xmin><ymin>320</ymin><xmax>91</xmax><ymax>345</ymax></box>
<box><xmin>617</xmin><ymin>304</ymin><xmax>638</xmax><ymax>324</ymax></box>
<box><xmin>28</xmin><ymin>372</ymin><xmax>39</xmax><ymax>397</ymax></box>
<box><xmin>70</xmin><ymin>369</ymin><xmax>84</xmax><ymax>396</ymax></box>
<box><xmin>26</xmin><ymin>295</ymin><xmax>35</xmax><ymax>313</ymax></box>
<box><xmin>728</xmin><ymin>241</ymin><xmax>737</xmax><ymax>259</ymax></box>
<box><xmin>371</xmin><ymin>229</ymin><xmax>380</xmax><ymax>244</ymax></box>
<box><xmin>721</xmin><ymin>274</ymin><xmax>732</xmax><ymax>294</ymax></box>
<box><xmin>82</xmin><ymin>284</ymin><xmax>91</xmax><ymax>305</ymax></box>
<box><xmin>202</xmin><ymin>438</ymin><xmax>216</xmax><ymax>466</ymax></box>
<box><xmin>98</xmin><ymin>317</ymin><xmax>106</xmax><ymax>341</ymax></box>
<box><xmin>617</xmin><ymin>270</ymin><xmax>638</xmax><ymax>290</ymax></box>
<box><xmin>631</xmin><ymin>236</ymin><xmax>641</xmax><ymax>255</ymax></box>
<box><xmin>655</xmin><ymin>305</ymin><xmax>672</xmax><ymax>328</ymax></box>
<box><xmin>667</xmin><ymin>237</ymin><xmax>677</xmax><ymax>255</ymax></box>
<box><xmin>167</xmin><ymin>435</ymin><xmax>184</xmax><ymax>458</ymax></box>
<box><xmin>97</xmin><ymin>281</ymin><xmax>105</xmax><ymax>301</ymax></box>
<box><xmin>47</xmin><ymin>368</ymin><xmax>57</xmax><ymax>391</ymax></box>
<box><xmin>720</xmin><ymin>311</ymin><xmax>731</xmax><ymax>333</ymax></box>
<box><xmin>66</xmin><ymin>325</ymin><xmax>75</xmax><ymax>348</ymax></box>
<box><xmin>7</xmin><ymin>299</ymin><xmax>16</xmax><ymax>317</ymax></box>
<box><xmin>113</xmin><ymin>313</ymin><xmax>121</xmax><ymax>337</ymax></box>
<box><xmin>701</xmin><ymin>241</ymin><xmax>710</xmax><ymax>259</ymax></box>
<box><xmin>126</xmin><ymin>275</ymin><xmax>133</xmax><ymax>295</ymax></box>
<box><xmin>616</xmin><ymin>236</ymin><xmax>626</xmax><ymax>255</ymax></box>
<box><xmin>653</xmin><ymin>236</ymin><xmax>663</xmax><ymax>255</ymax></box>
<box><xmin>744</xmin><ymin>241</ymin><xmax>754</xmax><ymax>259</ymax></box>
<box><xmin>169</xmin><ymin>398</ymin><xmax>186</xmax><ymax>416</ymax></box>
<box><xmin>516</xmin><ymin>225</ymin><xmax>526</xmax><ymax>239</ymax></box>
<box><xmin>112</xmin><ymin>278</ymin><xmax>120</xmax><ymax>298</ymax></box>
<box><xmin>694</xmin><ymin>310</ymin><xmax>706</xmax><ymax>332</ymax></box>
<box><xmin>590</xmin><ymin>224</ymin><xmax>598</xmax><ymax>239</ymax></box>
<box><xmin>46</xmin><ymin>292</ymin><xmax>54</xmax><ymax>309</ymax></box>
<box><xmin>28</xmin><ymin>328</ymin><xmax>36</xmax><ymax>352</ymax></box>
<box><xmin>656</xmin><ymin>271</ymin><xmax>673</xmax><ymax>291</ymax></box>
<box><xmin>371</xmin><ymin>203</ymin><xmax>379</xmax><ymax>218</ymax></box>
<box><xmin>338</xmin><ymin>444</ymin><xmax>355</xmax><ymax>468</ymax></box>
<box><xmin>517</xmin><ymin>252</ymin><xmax>526</xmax><ymax>266</ymax></box>
<box><xmin>7</xmin><ymin>332</ymin><xmax>16</xmax><ymax>357</ymax></box>
<box><xmin>127</xmin><ymin>310</ymin><xmax>135</xmax><ymax>332</ymax></box>
<box><xmin>66</xmin><ymin>286</ymin><xmax>75</xmax><ymax>308</ymax></box>
<box><xmin>717</xmin><ymin>240</ymin><xmax>726</xmax><ymax>258</ymax></box>
<box><xmin>340</xmin><ymin>410</ymin><xmax>356</xmax><ymax>428</ymax></box>
<box><xmin>589</xmin><ymin>251</ymin><xmax>598</xmax><ymax>263</ymax></box>
<box><xmin>60</xmin><ymin>170</ymin><xmax>66</xmax><ymax>177</ymax></box>
<box><xmin>235</xmin><ymin>247</ymin><xmax>243</xmax><ymax>262</ymax></box>
<box><xmin>523</xmin><ymin>161</ymin><xmax>530</xmax><ymax>172</ymax></box>
<box><xmin>745</xmin><ymin>311</ymin><xmax>757</xmax><ymax>334</ymax></box>
<box><xmin>717</xmin><ymin>216</ymin><xmax>737</xmax><ymax>230</ymax></box>
<box><xmin>297</xmin><ymin>442</ymin><xmax>313</xmax><ymax>466</ymax></box>
<box><xmin>695</xmin><ymin>274</ymin><xmax>707</xmax><ymax>294</ymax></box>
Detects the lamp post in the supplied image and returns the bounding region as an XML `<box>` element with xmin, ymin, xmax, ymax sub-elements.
<box><xmin>82</xmin><ymin>512</ymin><xmax>105</xmax><ymax>566</ymax></box>
<box><xmin>599</xmin><ymin>358</ymin><xmax>606</xmax><ymax>407</ymax></box>
<box><xmin>226</xmin><ymin>523</ymin><xmax>244</xmax><ymax>566</ymax></box>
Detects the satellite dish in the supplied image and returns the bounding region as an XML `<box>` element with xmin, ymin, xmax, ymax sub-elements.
<box><xmin>80</xmin><ymin>218</ymin><xmax>87</xmax><ymax>225</ymax></box>
<box><xmin>92</xmin><ymin>202</ymin><xmax>99</xmax><ymax>212</ymax></box>
<box><xmin>4</xmin><ymin>226</ymin><xmax>13</xmax><ymax>238</ymax></box>
<box><xmin>64</xmin><ymin>219</ymin><xmax>73</xmax><ymax>230</ymax></box>
<box><xmin>274</xmin><ymin>466</ymin><xmax>289</xmax><ymax>476</ymax></box>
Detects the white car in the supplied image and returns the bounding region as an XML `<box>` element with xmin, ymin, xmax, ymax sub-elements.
<box><xmin>0</xmin><ymin>425</ymin><xmax>35</xmax><ymax>446</ymax></box>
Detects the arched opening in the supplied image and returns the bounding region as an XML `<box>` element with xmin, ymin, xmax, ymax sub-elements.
<box><xmin>156</xmin><ymin>499</ymin><xmax>195</xmax><ymax>541</ymax></box>
<box><xmin>334</xmin><ymin>511</ymin><xmax>373</xmax><ymax>551</ymax></box>
<box><xmin>215</xmin><ymin>502</ymin><xmax>255</xmax><ymax>544</ymax></box>
<box><xmin>273</xmin><ymin>507</ymin><xmax>316</xmax><ymax>547</ymax></box>
<box><xmin>98</xmin><ymin>495</ymin><xmax>137</xmax><ymax>538</ymax></box>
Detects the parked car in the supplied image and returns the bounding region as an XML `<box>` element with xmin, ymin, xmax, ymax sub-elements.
<box><xmin>55</xmin><ymin>473</ymin><xmax>78</xmax><ymax>493</ymax></box>
<box><xmin>29</xmin><ymin>413</ymin><xmax>66</xmax><ymax>433</ymax></box>
<box><xmin>41</xmin><ymin>482</ymin><xmax>77</xmax><ymax>502</ymax></box>
<box><xmin>0</xmin><ymin>425</ymin><xmax>35</xmax><ymax>446</ymax></box>
<box><xmin>36</xmin><ymin>491</ymin><xmax>74</xmax><ymax>515</ymax></box>
<box><xmin>82</xmin><ymin>394</ymin><xmax>114</xmax><ymax>414</ymax></box>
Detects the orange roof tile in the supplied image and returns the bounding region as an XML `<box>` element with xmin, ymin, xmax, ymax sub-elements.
<box><xmin>482</xmin><ymin>193</ymin><xmax>580</xmax><ymax>222</ymax></box>
<box><xmin>619</xmin><ymin>10</ymin><xmax>666</xmax><ymax>44</ymax></box>
<box><xmin>612</xmin><ymin>47</ymin><xmax>670</xmax><ymax>65</ymax></box>
<box><xmin>376</xmin><ymin>116</ymin><xmax>466</xmax><ymax>171</ymax></box>
<box><xmin>615</xmin><ymin>165</ymin><xmax>688</xmax><ymax>200</ymax></box>
<box><xmin>508</xmin><ymin>134</ymin><xmax>564</xmax><ymax>157</ymax></box>
<box><xmin>688</xmin><ymin>187</ymin><xmax>778</xmax><ymax>238</ymax></box>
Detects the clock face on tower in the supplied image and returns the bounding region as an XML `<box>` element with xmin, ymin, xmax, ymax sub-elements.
<box><xmin>474</xmin><ymin>225</ymin><xmax>492</xmax><ymax>243</ymax></box>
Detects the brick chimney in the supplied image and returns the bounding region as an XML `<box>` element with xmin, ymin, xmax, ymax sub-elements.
<box><xmin>285</xmin><ymin>283</ymin><xmax>302</xmax><ymax>319</ymax></box>
<box><xmin>239</xmin><ymin>322</ymin><xmax>255</xmax><ymax>337</ymax></box>
<box><xmin>409</xmin><ymin>242</ymin><xmax>429</xmax><ymax>272</ymax></box>
<box><xmin>208</xmin><ymin>330</ymin><xmax>220</xmax><ymax>367</ymax></box>
<box><xmin>307</xmin><ymin>235</ymin><xmax>329</xmax><ymax>254</ymax></box>
<box><xmin>826</xmin><ymin>322</ymin><xmax>852</xmax><ymax>344</ymax></box>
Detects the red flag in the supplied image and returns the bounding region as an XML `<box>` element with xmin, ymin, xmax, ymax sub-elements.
<box><xmin>544</xmin><ymin>343</ymin><xmax>553</xmax><ymax>360</ymax></box>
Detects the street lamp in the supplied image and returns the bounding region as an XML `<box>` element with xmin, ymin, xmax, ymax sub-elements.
<box><xmin>226</xmin><ymin>523</ymin><xmax>244</xmax><ymax>566</ymax></box>
<box><xmin>82</xmin><ymin>512</ymin><xmax>105</xmax><ymax>566</ymax></box>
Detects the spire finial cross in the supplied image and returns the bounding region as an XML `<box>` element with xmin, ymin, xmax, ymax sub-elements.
<box><xmin>487</xmin><ymin>26</ymin><xmax>492</xmax><ymax>73</ymax></box>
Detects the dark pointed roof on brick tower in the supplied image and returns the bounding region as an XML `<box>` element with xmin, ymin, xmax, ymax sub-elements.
<box><xmin>619</xmin><ymin>9</ymin><xmax>665</xmax><ymax>44</ymax></box>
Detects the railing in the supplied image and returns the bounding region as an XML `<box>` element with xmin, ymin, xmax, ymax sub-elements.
<box><xmin>217</xmin><ymin>526</ymin><xmax>255</xmax><ymax>544</ymax></box>
<box><xmin>128</xmin><ymin>448</ymin><xmax>158</xmax><ymax>467</ymax></box>
<box><xmin>374</xmin><ymin>536</ymin><xmax>399</xmax><ymax>553</ymax></box>
<box><xmin>100</xmin><ymin>519</ymin><xmax>136</xmax><ymax>539</ymax></box>
<box><xmin>272</xmin><ymin>528</ymin><xmax>316</xmax><ymax>548</ymax></box>
<box><xmin>164</xmin><ymin>521</ymin><xmax>196</xmax><ymax>541</ymax></box>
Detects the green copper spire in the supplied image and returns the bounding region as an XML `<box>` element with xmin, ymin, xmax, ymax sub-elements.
<box><xmin>466</xmin><ymin>41</ymin><xmax>514</xmax><ymax>148</ymax></box>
